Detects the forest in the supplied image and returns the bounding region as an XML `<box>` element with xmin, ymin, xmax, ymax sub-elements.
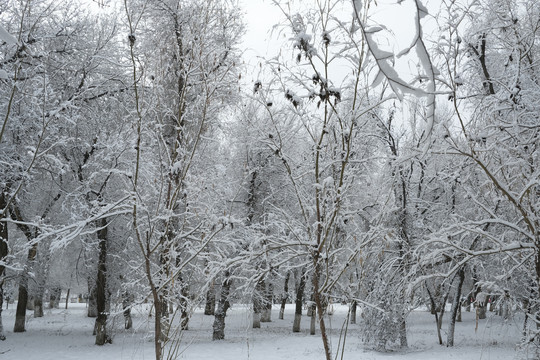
<box><xmin>0</xmin><ymin>0</ymin><xmax>539</xmax><ymax>359</ymax></box>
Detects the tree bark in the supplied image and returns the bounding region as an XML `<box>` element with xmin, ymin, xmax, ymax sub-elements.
<box><xmin>292</xmin><ymin>269</ymin><xmax>306</xmax><ymax>333</ymax></box>
<box><xmin>261</xmin><ymin>280</ymin><xmax>273</xmax><ymax>323</ymax></box>
<box><xmin>447</xmin><ymin>267</ymin><xmax>465</xmax><ymax>347</ymax></box>
<box><xmin>87</xmin><ymin>281</ymin><xmax>97</xmax><ymax>317</ymax></box>
<box><xmin>11</xmin><ymin>204</ymin><xmax>40</xmax><ymax>331</ymax></box>
<box><xmin>122</xmin><ymin>292</ymin><xmax>133</xmax><ymax>330</ymax></box>
<box><xmin>252</xmin><ymin>278</ymin><xmax>264</xmax><ymax>328</ymax></box>
<box><xmin>26</xmin><ymin>295</ymin><xmax>35</xmax><ymax>310</ymax></box>
<box><xmin>179</xmin><ymin>277</ymin><xmax>190</xmax><ymax>331</ymax></box>
<box><xmin>13</xmin><ymin>272</ymin><xmax>29</xmax><ymax>332</ymax></box>
<box><xmin>309</xmin><ymin>301</ymin><xmax>316</xmax><ymax>335</ymax></box>
<box><xmin>0</xmin><ymin>192</ymin><xmax>8</xmax><ymax>340</ymax></box>
<box><xmin>204</xmin><ymin>280</ymin><xmax>216</xmax><ymax>315</ymax></box>
<box><xmin>350</xmin><ymin>301</ymin><xmax>357</xmax><ymax>324</ymax></box>
<box><xmin>94</xmin><ymin>218</ymin><xmax>110</xmax><ymax>345</ymax></box>
<box><xmin>212</xmin><ymin>271</ymin><xmax>231</xmax><ymax>340</ymax></box>
<box><xmin>312</xmin><ymin>261</ymin><xmax>331</xmax><ymax>359</ymax></box>
<box><xmin>399</xmin><ymin>311</ymin><xmax>408</xmax><ymax>348</ymax></box>
<box><xmin>279</xmin><ymin>271</ymin><xmax>290</xmax><ymax>320</ymax></box>
<box><xmin>65</xmin><ymin>288</ymin><xmax>70</xmax><ymax>309</ymax></box>
<box><xmin>34</xmin><ymin>286</ymin><xmax>44</xmax><ymax>318</ymax></box>
<box><xmin>0</xmin><ymin>286</ymin><xmax>5</xmax><ymax>341</ymax></box>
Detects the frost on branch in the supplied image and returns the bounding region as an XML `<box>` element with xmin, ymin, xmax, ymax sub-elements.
<box><xmin>285</xmin><ymin>89</ymin><xmax>301</xmax><ymax>108</ymax></box>
<box><xmin>354</xmin><ymin>0</ymin><xmax>436</xmax><ymax>145</ymax></box>
<box><xmin>290</xmin><ymin>14</ymin><xmax>316</xmax><ymax>62</ymax></box>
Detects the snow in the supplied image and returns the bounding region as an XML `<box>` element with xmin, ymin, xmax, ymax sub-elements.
<box><xmin>0</xmin><ymin>303</ymin><xmax>524</xmax><ymax>359</ymax></box>
<box><xmin>0</xmin><ymin>25</ymin><xmax>17</xmax><ymax>45</ymax></box>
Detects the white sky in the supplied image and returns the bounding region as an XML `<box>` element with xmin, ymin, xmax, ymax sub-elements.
<box><xmin>239</xmin><ymin>0</ymin><xmax>440</xmax><ymax>86</ymax></box>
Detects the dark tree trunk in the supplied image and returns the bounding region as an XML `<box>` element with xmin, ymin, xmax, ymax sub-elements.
<box><xmin>447</xmin><ymin>267</ymin><xmax>465</xmax><ymax>347</ymax></box>
<box><xmin>350</xmin><ymin>301</ymin><xmax>357</xmax><ymax>324</ymax></box>
<box><xmin>65</xmin><ymin>288</ymin><xmax>70</xmax><ymax>309</ymax></box>
<box><xmin>122</xmin><ymin>292</ymin><xmax>133</xmax><ymax>330</ymax></box>
<box><xmin>12</xmin><ymin>206</ymin><xmax>40</xmax><ymax>331</ymax></box>
<box><xmin>399</xmin><ymin>311</ymin><xmax>408</xmax><ymax>348</ymax></box>
<box><xmin>279</xmin><ymin>271</ymin><xmax>290</xmax><ymax>320</ymax></box>
<box><xmin>13</xmin><ymin>274</ymin><xmax>28</xmax><ymax>332</ymax></box>
<box><xmin>457</xmin><ymin>299</ymin><xmax>462</xmax><ymax>322</ymax></box>
<box><xmin>426</xmin><ymin>283</ymin><xmax>451</xmax><ymax>346</ymax></box>
<box><xmin>179</xmin><ymin>278</ymin><xmax>189</xmax><ymax>331</ymax></box>
<box><xmin>212</xmin><ymin>271</ymin><xmax>232</xmax><ymax>340</ymax></box>
<box><xmin>94</xmin><ymin>218</ymin><xmax>109</xmax><ymax>345</ymax></box>
<box><xmin>312</xmin><ymin>261</ymin><xmax>331</xmax><ymax>359</ymax></box>
<box><xmin>204</xmin><ymin>280</ymin><xmax>216</xmax><ymax>315</ymax></box>
<box><xmin>0</xmin><ymin>286</ymin><xmax>5</xmax><ymax>341</ymax></box>
<box><xmin>0</xmin><ymin>192</ymin><xmax>8</xmax><ymax>340</ymax></box>
<box><xmin>292</xmin><ymin>269</ymin><xmax>306</xmax><ymax>333</ymax></box>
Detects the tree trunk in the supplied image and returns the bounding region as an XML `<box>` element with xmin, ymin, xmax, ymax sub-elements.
<box><xmin>0</xmin><ymin>192</ymin><xmax>8</xmax><ymax>340</ymax></box>
<box><xmin>307</xmin><ymin>292</ymin><xmax>314</xmax><ymax>317</ymax></box>
<box><xmin>399</xmin><ymin>312</ymin><xmax>408</xmax><ymax>348</ymax></box>
<box><xmin>179</xmin><ymin>279</ymin><xmax>190</xmax><ymax>331</ymax></box>
<box><xmin>253</xmin><ymin>278</ymin><xmax>264</xmax><ymax>328</ymax></box>
<box><xmin>122</xmin><ymin>292</ymin><xmax>133</xmax><ymax>330</ymax></box>
<box><xmin>426</xmin><ymin>285</ymin><xmax>444</xmax><ymax>346</ymax></box>
<box><xmin>279</xmin><ymin>271</ymin><xmax>290</xmax><ymax>320</ymax></box>
<box><xmin>33</xmin><ymin>259</ymin><xmax>45</xmax><ymax>318</ymax></box>
<box><xmin>49</xmin><ymin>287</ymin><xmax>61</xmax><ymax>309</ymax></box>
<box><xmin>34</xmin><ymin>296</ymin><xmax>44</xmax><ymax>318</ymax></box>
<box><xmin>292</xmin><ymin>269</ymin><xmax>306</xmax><ymax>333</ymax></box>
<box><xmin>146</xmin><ymin>252</ymin><xmax>163</xmax><ymax>360</ymax></box>
<box><xmin>261</xmin><ymin>280</ymin><xmax>273</xmax><ymax>323</ymax></box>
<box><xmin>447</xmin><ymin>267</ymin><xmax>465</xmax><ymax>347</ymax></box>
<box><xmin>65</xmin><ymin>288</ymin><xmax>70</xmax><ymax>309</ymax></box>
<box><xmin>312</xmin><ymin>261</ymin><xmax>331</xmax><ymax>359</ymax></box>
<box><xmin>204</xmin><ymin>280</ymin><xmax>215</xmax><ymax>315</ymax></box>
<box><xmin>212</xmin><ymin>271</ymin><xmax>231</xmax><ymax>340</ymax></box>
<box><xmin>0</xmin><ymin>286</ymin><xmax>5</xmax><ymax>341</ymax></box>
<box><xmin>501</xmin><ymin>290</ymin><xmax>511</xmax><ymax>319</ymax></box>
<box><xmin>14</xmin><ymin>233</ymin><xmax>41</xmax><ymax>331</ymax></box>
<box><xmin>87</xmin><ymin>282</ymin><xmax>97</xmax><ymax>317</ymax></box>
<box><xmin>309</xmin><ymin>302</ymin><xmax>316</xmax><ymax>335</ymax></box>
<box><xmin>26</xmin><ymin>295</ymin><xmax>35</xmax><ymax>310</ymax></box>
<box><xmin>94</xmin><ymin>218</ymin><xmax>109</xmax><ymax>345</ymax></box>
<box><xmin>350</xmin><ymin>301</ymin><xmax>357</xmax><ymax>324</ymax></box>
<box><xmin>13</xmin><ymin>273</ymin><xmax>29</xmax><ymax>332</ymax></box>
<box><xmin>476</xmin><ymin>291</ymin><xmax>487</xmax><ymax>320</ymax></box>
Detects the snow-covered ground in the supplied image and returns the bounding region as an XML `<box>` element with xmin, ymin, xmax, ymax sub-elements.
<box><xmin>0</xmin><ymin>303</ymin><xmax>529</xmax><ymax>359</ymax></box>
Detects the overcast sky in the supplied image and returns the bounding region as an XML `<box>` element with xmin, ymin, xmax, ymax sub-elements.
<box><xmin>238</xmin><ymin>0</ymin><xmax>436</xmax><ymax>87</ymax></box>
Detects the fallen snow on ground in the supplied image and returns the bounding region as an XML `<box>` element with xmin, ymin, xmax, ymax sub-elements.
<box><xmin>0</xmin><ymin>303</ymin><xmax>529</xmax><ymax>359</ymax></box>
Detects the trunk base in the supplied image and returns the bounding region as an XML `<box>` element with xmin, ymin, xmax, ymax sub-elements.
<box><xmin>292</xmin><ymin>313</ymin><xmax>301</xmax><ymax>332</ymax></box>
<box><xmin>13</xmin><ymin>316</ymin><xmax>26</xmax><ymax>333</ymax></box>
<box><xmin>253</xmin><ymin>312</ymin><xmax>261</xmax><ymax>328</ymax></box>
